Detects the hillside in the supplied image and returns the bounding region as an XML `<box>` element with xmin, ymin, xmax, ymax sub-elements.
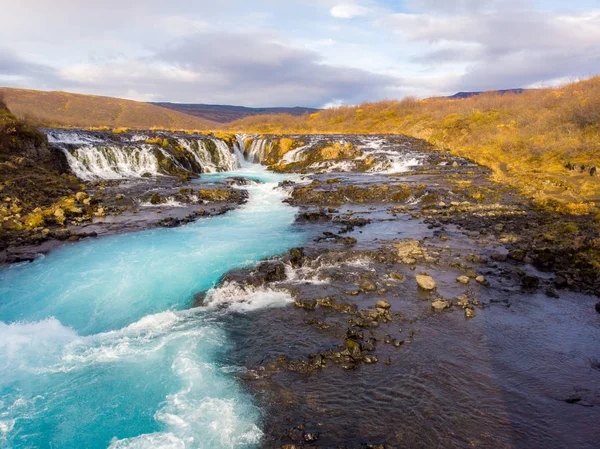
<box><xmin>151</xmin><ymin>102</ymin><xmax>319</xmax><ymax>123</ymax></box>
<box><xmin>447</xmin><ymin>89</ymin><xmax>526</xmax><ymax>99</ymax></box>
<box><xmin>227</xmin><ymin>77</ymin><xmax>600</xmax><ymax>212</ymax></box>
<box><xmin>0</xmin><ymin>88</ymin><xmax>218</xmax><ymax>130</ymax></box>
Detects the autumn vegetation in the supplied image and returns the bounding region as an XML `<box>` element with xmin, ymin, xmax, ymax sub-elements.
<box><xmin>227</xmin><ymin>77</ymin><xmax>600</xmax><ymax>212</ymax></box>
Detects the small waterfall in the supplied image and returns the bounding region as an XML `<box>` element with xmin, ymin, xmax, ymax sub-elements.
<box><xmin>233</xmin><ymin>135</ymin><xmax>247</xmax><ymax>165</ymax></box>
<box><xmin>281</xmin><ymin>144</ymin><xmax>311</xmax><ymax>163</ymax></box>
<box><xmin>246</xmin><ymin>139</ymin><xmax>271</xmax><ymax>163</ymax></box>
<box><xmin>177</xmin><ymin>139</ymin><xmax>218</xmax><ymax>173</ymax></box>
<box><xmin>61</xmin><ymin>145</ymin><xmax>163</xmax><ymax>181</ymax></box>
<box><xmin>210</xmin><ymin>138</ymin><xmax>241</xmax><ymax>172</ymax></box>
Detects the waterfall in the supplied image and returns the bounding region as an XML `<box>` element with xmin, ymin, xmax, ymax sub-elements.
<box><xmin>48</xmin><ymin>130</ymin><xmax>244</xmax><ymax>180</ymax></box>
<box><xmin>246</xmin><ymin>139</ymin><xmax>271</xmax><ymax>163</ymax></box>
<box><xmin>233</xmin><ymin>135</ymin><xmax>247</xmax><ymax>165</ymax></box>
<box><xmin>61</xmin><ymin>145</ymin><xmax>164</xmax><ymax>180</ymax></box>
<box><xmin>281</xmin><ymin>144</ymin><xmax>311</xmax><ymax>163</ymax></box>
<box><xmin>176</xmin><ymin>139</ymin><xmax>218</xmax><ymax>173</ymax></box>
<box><xmin>210</xmin><ymin>138</ymin><xmax>241</xmax><ymax>172</ymax></box>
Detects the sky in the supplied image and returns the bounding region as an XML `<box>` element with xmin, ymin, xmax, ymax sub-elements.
<box><xmin>1</xmin><ymin>0</ymin><xmax>599</xmax><ymax>107</ymax></box>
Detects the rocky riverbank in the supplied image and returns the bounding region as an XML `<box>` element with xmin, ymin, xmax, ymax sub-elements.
<box><xmin>201</xmin><ymin>135</ymin><xmax>600</xmax><ymax>448</ymax></box>
<box><xmin>0</xmin><ymin>111</ymin><xmax>251</xmax><ymax>265</ymax></box>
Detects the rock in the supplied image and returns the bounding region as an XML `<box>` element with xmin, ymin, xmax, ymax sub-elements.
<box><xmin>521</xmin><ymin>275</ymin><xmax>540</xmax><ymax>289</ymax></box>
<box><xmin>396</xmin><ymin>239</ymin><xmax>424</xmax><ymax>264</ymax></box>
<box><xmin>257</xmin><ymin>262</ymin><xmax>287</xmax><ymax>283</ymax></box>
<box><xmin>75</xmin><ymin>191</ymin><xmax>89</xmax><ymax>202</ymax></box>
<box><xmin>456</xmin><ymin>276</ymin><xmax>470</xmax><ymax>284</ymax></box>
<box><xmin>416</xmin><ymin>274</ymin><xmax>437</xmax><ymax>291</ymax></box>
<box><xmin>150</xmin><ymin>193</ymin><xmax>162</xmax><ymax>205</ymax></box>
<box><xmin>491</xmin><ymin>252</ymin><xmax>507</xmax><ymax>262</ymax></box>
<box><xmin>595</xmin><ymin>302</ymin><xmax>600</xmax><ymax>314</ymax></box>
<box><xmin>475</xmin><ymin>275</ymin><xmax>487</xmax><ymax>285</ymax></box>
<box><xmin>465</xmin><ymin>308</ymin><xmax>476</xmax><ymax>319</ymax></box>
<box><xmin>294</xmin><ymin>299</ymin><xmax>317</xmax><ymax>310</ymax></box>
<box><xmin>390</xmin><ymin>272</ymin><xmax>405</xmax><ymax>281</ymax></box>
<box><xmin>431</xmin><ymin>299</ymin><xmax>451</xmax><ymax>310</ymax></box>
<box><xmin>115</xmin><ymin>193</ymin><xmax>124</xmax><ymax>200</ymax></box>
<box><xmin>456</xmin><ymin>294</ymin><xmax>470</xmax><ymax>307</ymax></box>
<box><xmin>359</xmin><ymin>278</ymin><xmax>377</xmax><ymax>292</ymax></box>
<box><xmin>303</xmin><ymin>432</ymin><xmax>319</xmax><ymax>443</ymax></box>
<box><xmin>545</xmin><ymin>288</ymin><xmax>560</xmax><ymax>298</ymax></box>
<box><xmin>376</xmin><ymin>299</ymin><xmax>391</xmax><ymax>309</ymax></box>
<box><xmin>508</xmin><ymin>249</ymin><xmax>527</xmax><ymax>262</ymax></box>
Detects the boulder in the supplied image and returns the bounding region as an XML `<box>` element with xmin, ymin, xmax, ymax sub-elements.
<box><xmin>456</xmin><ymin>276</ymin><xmax>470</xmax><ymax>284</ymax></box>
<box><xmin>416</xmin><ymin>274</ymin><xmax>437</xmax><ymax>291</ymax></box>
<box><xmin>376</xmin><ymin>299</ymin><xmax>391</xmax><ymax>310</ymax></box>
<box><xmin>431</xmin><ymin>299</ymin><xmax>450</xmax><ymax>310</ymax></box>
<box><xmin>358</xmin><ymin>278</ymin><xmax>377</xmax><ymax>292</ymax></box>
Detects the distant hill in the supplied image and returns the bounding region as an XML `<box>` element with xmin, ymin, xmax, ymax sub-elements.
<box><xmin>151</xmin><ymin>102</ymin><xmax>320</xmax><ymax>124</ymax></box>
<box><xmin>0</xmin><ymin>88</ymin><xmax>218</xmax><ymax>130</ymax></box>
<box><xmin>448</xmin><ymin>89</ymin><xmax>525</xmax><ymax>99</ymax></box>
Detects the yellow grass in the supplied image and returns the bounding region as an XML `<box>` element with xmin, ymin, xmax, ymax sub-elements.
<box><xmin>226</xmin><ymin>77</ymin><xmax>600</xmax><ymax>209</ymax></box>
<box><xmin>0</xmin><ymin>88</ymin><xmax>218</xmax><ymax>130</ymax></box>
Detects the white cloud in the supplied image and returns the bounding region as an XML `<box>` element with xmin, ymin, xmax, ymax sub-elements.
<box><xmin>330</xmin><ymin>3</ymin><xmax>370</xmax><ymax>19</ymax></box>
<box><xmin>379</xmin><ymin>8</ymin><xmax>600</xmax><ymax>92</ymax></box>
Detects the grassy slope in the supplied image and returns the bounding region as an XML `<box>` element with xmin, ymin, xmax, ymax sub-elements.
<box><xmin>227</xmin><ymin>77</ymin><xmax>600</xmax><ymax>212</ymax></box>
<box><xmin>0</xmin><ymin>88</ymin><xmax>218</xmax><ymax>130</ymax></box>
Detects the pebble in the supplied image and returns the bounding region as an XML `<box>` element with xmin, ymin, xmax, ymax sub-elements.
<box><xmin>456</xmin><ymin>276</ymin><xmax>470</xmax><ymax>284</ymax></box>
<box><xmin>416</xmin><ymin>274</ymin><xmax>437</xmax><ymax>291</ymax></box>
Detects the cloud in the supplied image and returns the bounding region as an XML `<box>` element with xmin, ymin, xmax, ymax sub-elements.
<box><xmin>0</xmin><ymin>49</ymin><xmax>59</xmax><ymax>86</ymax></box>
<box><xmin>330</xmin><ymin>3</ymin><xmax>371</xmax><ymax>19</ymax></box>
<box><xmin>379</xmin><ymin>7</ymin><xmax>600</xmax><ymax>92</ymax></box>
<box><xmin>56</xmin><ymin>32</ymin><xmax>400</xmax><ymax>107</ymax></box>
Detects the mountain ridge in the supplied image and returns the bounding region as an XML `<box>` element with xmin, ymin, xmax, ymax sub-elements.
<box><xmin>150</xmin><ymin>102</ymin><xmax>319</xmax><ymax>123</ymax></box>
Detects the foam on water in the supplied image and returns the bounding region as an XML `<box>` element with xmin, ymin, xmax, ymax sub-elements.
<box><xmin>0</xmin><ymin>162</ymin><xmax>305</xmax><ymax>449</ymax></box>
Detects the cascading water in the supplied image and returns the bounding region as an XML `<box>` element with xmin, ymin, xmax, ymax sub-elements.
<box><xmin>0</xmin><ymin>159</ymin><xmax>305</xmax><ymax>449</ymax></box>
<box><xmin>245</xmin><ymin>139</ymin><xmax>271</xmax><ymax>164</ymax></box>
<box><xmin>61</xmin><ymin>144</ymin><xmax>164</xmax><ymax>180</ymax></box>
<box><xmin>49</xmin><ymin>130</ymin><xmax>242</xmax><ymax>180</ymax></box>
<box><xmin>210</xmin><ymin>138</ymin><xmax>241</xmax><ymax>172</ymax></box>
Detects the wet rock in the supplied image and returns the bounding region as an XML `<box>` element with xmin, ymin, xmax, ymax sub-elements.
<box><xmin>456</xmin><ymin>275</ymin><xmax>470</xmax><ymax>284</ymax></box>
<box><xmin>545</xmin><ymin>288</ymin><xmax>560</xmax><ymax>298</ymax></box>
<box><xmin>416</xmin><ymin>274</ymin><xmax>437</xmax><ymax>291</ymax></box>
<box><xmin>475</xmin><ymin>275</ymin><xmax>487</xmax><ymax>285</ymax></box>
<box><xmin>390</xmin><ymin>272</ymin><xmax>405</xmax><ymax>282</ymax></box>
<box><xmin>297</xmin><ymin>210</ymin><xmax>332</xmax><ymax>222</ymax></box>
<box><xmin>491</xmin><ymin>252</ymin><xmax>507</xmax><ymax>262</ymax></box>
<box><xmin>465</xmin><ymin>308</ymin><xmax>476</xmax><ymax>319</ymax></box>
<box><xmin>258</xmin><ymin>261</ymin><xmax>287</xmax><ymax>283</ymax></box>
<box><xmin>376</xmin><ymin>299</ymin><xmax>391</xmax><ymax>309</ymax></box>
<box><xmin>150</xmin><ymin>193</ymin><xmax>162</xmax><ymax>205</ymax></box>
<box><xmin>595</xmin><ymin>302</ymin><xmax>600</xmax><ymax>314</ymax></box>
<box><xmin>521</xmin><ymin>275</ymin><xmax>540</xmax><ymax>289</ymax></box>
<box><xmin>359</xmin><ymin>278</ymin><xmax>377</xmax><ymax>292</ymax></box>
<box><xmin>316</xmin><ymin>297</ymin><xmax>356</xmax><ymax>313</ymax></box>
<box><xmin>294</xmin><ymin>299</ymin><xmax>317</xmax><ymax>310</ymax></box>
<box><xmin>288</xmin><ymin>247</ymin><xmax>305</xmax><ymax>268</ymax></box>
<box><xmin>363</xmin><ymin>355</ymin><xmax>378</xmax><ymax>364</ymax></box>
<box><xmin>75</xmin><ymin>191</ymin><xmax>89</xmax><ymax>202</ymax></box>
<box><xmin>455</xmin><ymin>294</ymin><xmax>470</xmax><ymax>308</ymax></box>
<box><xmin>508</xmin><ymin>249</ymin><xmax>527</xmax><ymax>261</ymax></box>
<box><xmin>431</xmin><ymin>299</ymin><xmax>451</xmax><ymax>310</ymax></box>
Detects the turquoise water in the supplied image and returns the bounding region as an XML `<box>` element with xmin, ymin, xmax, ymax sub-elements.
<box><xmin>0</xmin><ymin>164</ymin><xmax>305</xmax><ymax>448</ymax></box>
